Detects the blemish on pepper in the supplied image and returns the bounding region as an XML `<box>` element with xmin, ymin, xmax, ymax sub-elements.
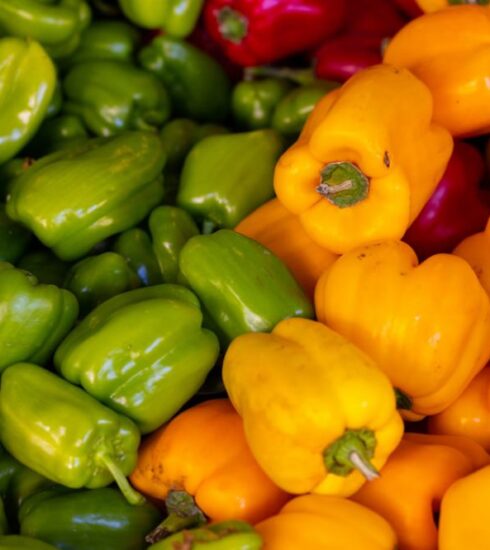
<box><xmin>383</xmin><ymin>151</ymin><xmax>390</xmax><ymax>167</ymax></box>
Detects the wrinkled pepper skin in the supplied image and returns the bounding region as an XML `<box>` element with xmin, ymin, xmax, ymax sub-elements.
<box><xmin>0</xmin><ymin>363</ymin><xmax>142</xmax><ymax>504</ymax></box>
<box><xmin>255</xmin><ymin>494</ymin><xmax>397</xmax><ymax>550</ymax></box>
<box><xmin>6</xmin><ymin>132</ymin><xmax>166</xmax><ymax>261</ymax></box>
<box><xmin>178</xmin><ymin>130</ymin><xmax>284</xmax><ymax>229</ymax></box>
<box><xmin>139</xmin><ymin>36</ymin><xmax>231</xmax><ymax>123</ymax></box>
<box><xmin>130</xmin><ymin>399</ymin><xmax>290</xmax><ymax>524</ymax></box>
<box><xmin>25</xmin><ymin>115</ymin><xmax>89</xmax><ymax>158</ymax></box>
<box><xmin>63</xmin><ymin>61</ymin><xmax>171</xmax><ymax>137</ymax></box>
<box><xmin>0</xmin><ymin>206</ymin><xmax>31</xmax><ymax>264</ymax></box>
<box><xmin>0</xmin><ymin>262</ymin><xmax>78</xmax><ymax>372</ymax></box>
<box><xmin>19</xmin><ymin>487</ymin><xmax>161</xmax><ymax>550</ymax></box>
<box><xmin>0</xmin><ymin>38</ymin><xmax>56</xmax><ymax>165</ymax></box>
<box><xmin>17</xmin><ymin>249</ymin><xmax>71</xmax><ymax>287</ymax></box>
<box><xmin>55</xmin><ymin>285</ymin><xmax>219</xmax><ymax>433</ymax></box>
<box><xmin>0</xmin><ymin>536</ymin><xmax>57</xmax><ymax>550</ymax></box>
<box><xmin>274</xmin><ymin>64</ymin><xmax>453</xmax><ymax>254</ymax></box>
<box><xmin>179</xmin><ymin>230</ymin><xmax>313</xmax><ymax>345</ymax></box>
<box><xmin>223</xmin><ymin>318</ymin><xmax>403</xmax><ymax>496</ymax></box>
<box><xmin>315</xmin><ymin>240</ymin><xmax>490</xmax><ymax>418</ymax></box>
<box><xmin>384</xmin><ymin>6</ymin><xmax>490</xmax><ymax>137</ymax></box>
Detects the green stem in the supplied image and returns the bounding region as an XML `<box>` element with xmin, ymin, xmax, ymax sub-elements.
<box><xmin>97</xmin><ymin>453</ymin><xmax>145</xmax><ymax>506</ymax></box>
<box><xmin>317</xmin><ymin>162</ymin><xmax>369</xmax><ymax>208</ymax></box>
<box><xmin>395</xmin><ymin>388</ymin><xmax>412</xmax><ymax>411</ymax></box>
<box><xmin>145</xmin><ymin>513</ymin><xmax>201</xmax><ymax>544</ymax></box>
<box><xmin>244</xmin><ymin>66</ymin><xmax>316</xmax><ymax>86</ymax></box>
<box><xmin>217</xmin><ymin>7</ymin><xmax>248</xmax><ymax>44</ymax></box>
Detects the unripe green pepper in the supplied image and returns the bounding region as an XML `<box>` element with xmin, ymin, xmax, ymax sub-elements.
<box><xmin>54</xmin><ymin>285</ymin><xmax>219</xmax><ymax>433</ymax></box>
<box><xmin>0</xmin><ymin>262</ymin><xmax>78</xmax><ymax>372</ymax></box>
<box><xmin>0</xmin><ymin>206</ymin><xmax>31</xmax><ymax>264</ymax></box>
<box><xmin>6</xmin><ymin>131</ymin><xmax>166</xmax><ymax>261</ymax></box>
<box><xmin>45</xmin><ymin>82</ymin><xmax>63</xmax><ymax>120</ymax></box>
<box><xmin>0</xmin><ymin>363</ymin><xmax>143</xmax><ymax>504</ymax></box>
<box><xmin>0</xmin><ymin>535</ymin><xmax>57</xmax><ymax>549</ymax></box>
<box><xmin>0</xmin><ymin>159</ymin><xmax>32</xmax><ymax>201</ymax></box>
<box><xmin>25</xmin><ymin>115</ymin><xmax>89</xmax><ymax>158</ymax></box>
<box><xmin>17</xmin><ymin>249</ymin><xmax>71</xmax><ymax>287</ymax></box>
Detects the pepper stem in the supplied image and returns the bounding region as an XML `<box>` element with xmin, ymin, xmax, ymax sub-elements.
<box><xmin>317</xmin><ymin>162</ymin><xmax>369</xmax><ymax>208</ymax></box>
<box><xmin>97</xmin><ymin>453</ymin><xmax>145</xmax><ymax>506</ymax></box>
<box><xmin>217</xmin><ymin>7</ymin><xmax>248</xmax><ymax>44</ymax></box>
<box><xmin>395</xmin><ymin>388</ymin><xmax>413</xmax><ymax>411</ymax></box>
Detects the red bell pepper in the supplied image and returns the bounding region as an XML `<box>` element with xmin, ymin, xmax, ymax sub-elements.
<box><xmin>403</xmin><ymin>141</ymin><xmax>490</xmax><ymax>260</ymax></box>
<box><xmin>391</xmin><ymin>0</ymin><xmax>423</xmax><ymax>18</ymax></box>
<box><xmin>203</xmin><ymin>0</ymin><xmax>347</xmax><ymax>67</ymax></box>
<box><xmin>347</xmin><ymin>0</ymin><xmax>407</xmax><ymax>37</ymax></box>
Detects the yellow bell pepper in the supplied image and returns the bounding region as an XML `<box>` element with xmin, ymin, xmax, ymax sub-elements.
<box><xmin>223</xmin><ymin>318</ymin><xmax>403</xmax><ymax>497</ymax></box>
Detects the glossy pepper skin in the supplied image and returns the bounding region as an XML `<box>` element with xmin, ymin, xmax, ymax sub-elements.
<box><xmin>55</xmin><ymin>285</ymin><xmax>219</xmax><ymax>433</ymax></box>
<box><xmin>203</xmin><ymin>0</ymin><xmax>347</xmax><ymax>67</ymax></box>
<box><xmin>178</xmin><ymin>130</ymin><xmax>284</xmax><ymax>229</ymax></box>
<box><xmin>139</xmin><ymin>36</ymin><xmax>231</xmax><ymax>123</ymax></box>
<box><xmin>223</xmin><ymin>318</ymin><xmax>403</xmax><ymax>496</ymax></box>
<box><xmin>63</xmin><ymin>61</ymin><xmax>171</xmax><ymax>137</ymax></box>
<box><xmin>384</xmin><ymin>6</ymin><xmax>490</xmax><ymax>137</ymax></box>
<box><xmin>179</xmin><ymin>230</ymin><xmax>313</xmax><ymax>345</ymax></box>
<box><xmin>130</xmin><ymin>399</ymin><xmax>290</xmax><ymax>525</ymax></box>
<box><xmin>0</xmin><ymin>38</ymin><xmax>56</xmax><ymax>165</ymax></box>
<box><xmin>0</xmin><ymin>262</ymin><xmax>78</xmax><ymax>372</ymax></box>
<box><xmin>0</xmin><ymin>363</ymin><xmax>143</xmax><ymax>505</ymax></box>
<box><xmin>256</xmin><ymin>495</ymin><xmax>397</xmax><ymax>550</ymax></box>
<box><xmin>25</xmin><ymin>115</ymin><xmax>89</xmax><ymax>158</ymax></box>
<box><xmin>7</xmin><ymin>132</ymin><xmax>166</xmax><ymax>261</ymax></box>
<box><xmin>0</xmin><ymin>536</ymin><xmax>57</xmax><ymax>550</ymax></box>
<box><xmin>0</xmin><ymin>206</ymin><xmax>31</xmax><ymax>264</ymax></box>
<box><xmin>274</xmin><ymin>64</ymin><xmax>453</xmax><ymax>254</ymax></box>
<box><xmin>316</xmin><ymin>240</ymin><xmax>490</xmax><ymax>418</ymax></box>
<box><xmin>404</xmin><ymin>141</ymin><xmax>490</xmax><ymax>259</ymax></box>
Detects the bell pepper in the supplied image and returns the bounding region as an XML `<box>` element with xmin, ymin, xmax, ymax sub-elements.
<box><xmin>315</xmin><ymin>240</ymin><xmax>490</xmax><ymax>418</ymax></box>
<box><xmin>345</xmin><ymin>0</ymin><xmax>406</xmax><ymax>36</ymax></box>
<box><xmin>255</xmin><ymin>494</ymin><xmax>397</xmax><ymax>550</ymax></box>
<box><xmin>0</xmin><ymin>206</ymin><xmax>31</xmax><ymax>264</ymax></box>
<box><xmin>0</xmin><ymin>262</ymin><xmax>78</xmax><ymax>372</ymax></box>
<box><xmin>25</xmin><ymin>115</ymin><xmax>89</xmax><ymax>158</ymax></box>
<box><xmin>203</xmin><ymin>0</ymin><xmax>347</xmax><ymax>67</ymax></box>
<box><xmin>130</xmin><ymin>399</ymin><xmax>290</xmax><ymax>531</ymax></box>
<box><xmin>19</xmin><ymin>487</ymin><xmax>161</xmax><ymax>550</ymax></box>
<box><xmin>235</xmin><ymin>199</ymin><xmax>337</xmax><ymax>299</ymax></box>
<box><xmin>416</xmin><ymin>0</ymin><xmax>488</xmax><ymax>12</ymax></box>
<box><xmin>139</xmin><ymin>36</ymin><xmax>232</xmax><ymax>123</ymax></box>
<box><xmin>45</xmin><ymin>83</ymin><xmax>63</xmax><ymax>120</ymax></box>
<box><xmin>0</xmin><ymin>159</ymin><xmax>32</xmax><ymax>202</ymax></box>
<box><xmin>17</xmin><ymin>249</ymin><xmax>71</xmax><ymax>287</ymax></box>
<box><xmin>223</xmin><ymin>317</ymin><xmax>403</xmax><ymax>496</ymax></box>
<box><xmin>63</xmin><ymin>61</ymin><xmax>171</xmax><ymax>137</ymax></box>
<box><xmin>6</xmin><ymin>131</ymin><xmax>166</xmax><ymax>261</ymax></box>
<box><xmin>0</xmin><ymin>38</ymin><xmax>56</xmax><ymax>165</ymax></box>
<box><xmin>55</xmin><ymin>284</ymin><xmax>219</xmax><ymax>433</ymax></box>
<box><xmin>404</xmin><ymin>141</ymin><xmax>490</xmax><ymax>259</ymax></box>
<box><xmin>0</xmin><ymin>536</ymin><xmax>57</xmax><ymax>550</ymax></box>
<box><xmin>392</xmin><ymin>0</ymin><xmax>423</xmax><ymax>17</ymax></box>
<box><xmin>384</xmin><ymin>5</ymin><xmax>490</xmax><ymax>137</ymax></box>
<box><xmin>179</xmin><ymin>230</ymin><xmax>313</xmax><ymax>345</ymax></box>
<box><xmin>178</xmin><ymin>130</ymin><xmax>284</xmax><ymax>229</ymax></box>
<box><xmin>0</xmin><ymin>363</ymin><xmax>143</xmax><ymax>505</ymax></box>
<box><xmin>274</xmin><ymin>64</ymin><xmax>453</xmax><ymax>254</ymax></box>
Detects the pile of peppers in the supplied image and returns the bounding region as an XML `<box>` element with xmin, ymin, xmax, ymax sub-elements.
<box><xmin>0</xmin><ymin>0</ymin><xmax>490</xmax><ymax>549</ymax></box>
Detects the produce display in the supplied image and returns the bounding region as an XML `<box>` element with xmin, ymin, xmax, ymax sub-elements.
<box><xmin>0</xmin><ymin>1</ymin><xmax>490</xmax><ymax>549</ymax></box>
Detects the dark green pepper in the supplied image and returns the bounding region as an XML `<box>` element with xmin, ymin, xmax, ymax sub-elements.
<box><xmin>25</xmin><ymin>115</ymin><xmax>89</xmax><ymax>158</ymax></box>
<box><xmin>0</xmin><ymin>499</ymin><xmax>7</xmax><ymax>536</ymax></box>
<box><xmin>17</xmin><ymin>249</ymin><xmax>71</xmax><ymax>287</ymax></box>
<box><xmin>0</xmin><ymin>206</ymin><xmax>31</xmax><ymax>264</ymax></box>
<box><xmin>0</xmin><ymin>159</ymin><xmax>32</xmax><ymax>201</ymax></box>
<box><xmin>45</xmin><ymin>82</ymin><xmax>63</xmax><ymax>120</ymax></box>
<box><xmin>139</xmin><ymin>36</ymin><xmax>231</xmax><ymax>123</ymax></box>
<box><xmin>177</xmin><ymin>130</ymin><xmax>284</xmax><ymax>229</ymax></box>
<box><xmin>0</xmin><ymin>363</ymin><xmax>143</xmax><ymax>504</ymax></box>
<box><xmin>0</xmin><ymin>535</ymin><xmax>57</xmax><ymax>549</ymax></box>
<box><xmin>7</xmin><ymin>131</ymin><xmax>166</xmax><ymax>261</ymax></box>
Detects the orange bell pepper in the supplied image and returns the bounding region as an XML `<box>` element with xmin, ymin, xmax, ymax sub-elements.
<box><xmin>273</xmin><ymin>63</ymin><xmax>453</xmax><ymax>254</ymax></box>
<box><xmin>315</xmin><ymin>240</ymin><xmax>490</xmax><ymax>418</ymax></box>
<box><xmin>234</xmin><ymin>199</ymin><xmax>338</xmax><ymax>298</ymax></box>
<box><xmin>415</xmin><ymin>0</ymin><xmax>477</xmax><ymax>12</ymax></box>
<box><xmin>352</xmin><ymin>434</ymin><xmax>483</xmax><ymax>550</ymax></box>
<box><xmin>255</xmin><ymin>494</ymin><xmax>397</xmax><ymax>550</ymax></box>
<box><xmin>384</xmin><ymin>6</ymin><xmax>490</xmax><ymax>137</ymax></box>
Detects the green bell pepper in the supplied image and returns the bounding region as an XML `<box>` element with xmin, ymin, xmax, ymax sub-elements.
<box><xmin>0</xmin><ymin>206</ymin><xmax>31</xmax><ymax>264</ymax></box>
<box><xmin>25</xmin><ymin>115</ymin><xmax>89</xmax><ymax>158</ymax></box>
<box><xmin>177</xmin><ymin>130</ymin><xmax>284</xmax><ymax>229</ymax></box>
<box><xmin>54</xmin><ymin>285</ymin><xmax>219</xmax><ymax>433</ymax></box>
<box><xmin>0</xmin><ymin>38</ymin><xmax>56</xmax><ymax>165</ymax></box>
<box><xmin>0</xmin><ymin>363</ymin><xmax>143</xmax><ymax>504</ymax></box>
<box><xmin>0</xmin><ymin>536</ymin><xmax>57</xmax><ymax>549</ymax></box>
<box><xmin>7</xmin><ymin>131</ymin><xmax>166</xmax><ymax>261</ymax></box>
<box><xmin>149</xmin><ymin>206</ymin><xmax>199</xmax><ymax>283</ymax></box>
<box><xmin>17</xmin><ymin>249</ymin><xmax>71</xmax><ymax>287</ymax></box>
<box><xmin>139</xmin><ymin>36</ymin><xmax>231</xmax><ymax>123</ymax></box>
<box><xmin>0</xmin><ymin>159</ymin><xmax>32</xmax><ymax>201</ymax></box>
<box><xmin>119</xmin><ymin>0</ymin><xmax>203</xmax><ymax>36</ymax></box>
<box><xmin>63</xmin><ymin>61</ymin><xmax>171</xmax><ymax>136</ymax></box>
<box><xmin>0</xmin><ymin>262</ymin><xmax>78</xmax><ymax>372</ymax></box>
<box><xmin>19</xmin><ymin>487</ymin><xmax>161</xmax><ymax>550</ymax></box>
<box><xmin>0</xmin><ymin>499</ymin><xmax>6</xmax><ymax>536</ymax></box>
<box><xmin>179</xmin><ymin>229</ymin><xmax>313</xmax><ymax>345</ymax></box>
<box><xmin>45</xmin><ymin>82</ymin><xmax>63</xmax><ymax>120</ymax></box>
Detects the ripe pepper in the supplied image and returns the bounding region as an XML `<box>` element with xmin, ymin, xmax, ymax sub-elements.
<box><xmin>0</xmin><ymin>536</ymin><xmax>57</xmax><ymax>550</ymax></box>
<box><xmin>6</xmin><ymin>132</ymin><xmax>166</xmax><ymax>261</ymax></box>
<box><xmin>54</xmin><ymin>285</ymin><xmax>219</xmax><ymax>433</ymax></box>
<box><xmin>0</xmin><ymin>262</ymin><xmax>78</xmax><ymax>372</ymax></box>
<box><xmin>63</xmin><ymin>61</ymin><xmax>171</xmax><ymax>137</ymax></box>
<box><xmin>392</xmin><ymin>0</ymin><xmax>423</xmax><ymax>17</ymax></box>
<box><xmin>274</xmin><ymin>64</ymin><xmax>453</xmax><ymax>254</ymax></box>
<box><xmin>25</xmin><ymin>115</ymin><xmax>89</xmax><ymax>158</ymax></box>
<box><xmin>179</xmin><ymin>230</ymin><xmax>313</xmax><ymax>345</ymax></box>
<box><xmin>130</xmin><ymin>399</ymin><xmax>290</xmax><ymax>531</ymax></box>
<box><xmin>0</xmin><ymin>206</ymin><xmax>31</xmax><ymax>264</ymax></box>
<box><xmin>415</xmin><ymin>0</ymin><xmax>487</xmax><ymax>12</ymax></box>
<box><xmin>0</xmin><ymin>363</ymin><xmax>143</xmax><ymax>504</ymax></box>
<box><xmin>404</xmin><ymin>141</ymin><xmax>490</xmax><ymax>259</ymax></box>
<box><xmin>255</xmin><ymin>494</ymin><xmax>397</xmax><ymax>550</ymax></box>
<box><xmin>315</xmin><ymin>240</ymin><xmax>490</xmax><ymax>417</ymax></box>
<box><xmin>235</xmin><ymin>199</ymin><xmax>338</xmax><ymax>299</ymax></box>
<box><xmin>223</xmin><ymin>318</ymin><xmax>403</xmax><ymax>496</ymax></box>
<box><xmin>0</xmin><ymin>38</ymin><xmax>56</xmax><ymax>165</ymax></box>
<box><xmin>203</xmin><ymin>0</ymin><xmax>347</xmax><ymax>67</ymax></box>
<box><xmin>384</xmin><ymin>5</ymin><xmax>490</xmax><ymax>137</ymax></box>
